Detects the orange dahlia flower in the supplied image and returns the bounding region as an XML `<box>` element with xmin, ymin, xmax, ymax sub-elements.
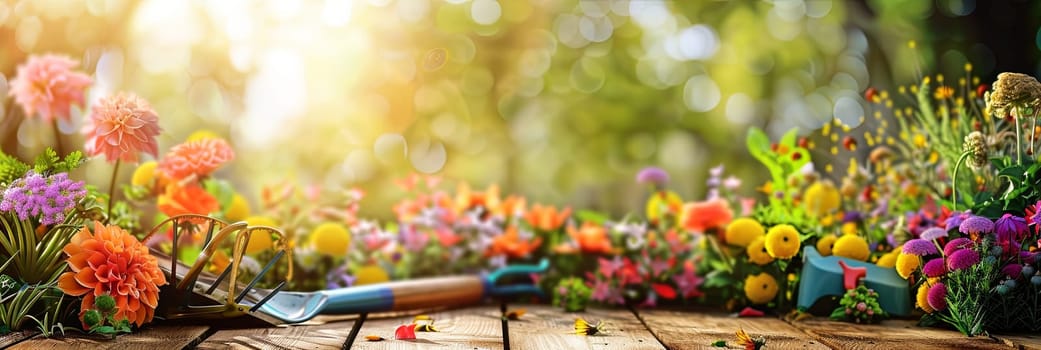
<box><xmin>158</xmin><ymin>138</ymin><xmax>235</xmax><ymax>181</ymax></box>
<box><xmin>525</xmin><ymin>204</ymin><xmax>571</xmax><ymax>231</ymax></box>
<box><xmin>158</xmin><ymin>184</ymin><xmax>220</xmax><ymax>219</ymax></box>
<box><xmin>486</xmin><ymin>226</ymin><xmax>542</xmax><ymax>258</ymax></box>
<box><xmin>680</xmin><ymin>198</ymin><xmax>734</xmax><ymax>234</ymax></box>
<box><xmin>58</xmin><ymin>221</ymin><xmax>168</xmax><ymax>328</ymax></box>
<box><xmin>84</xmin><ymin>93</ymin><xmax>162</xmax><ymax>163</ymax></box>
<box><xmin>559</xmin><ymin>222</ymin><xmax>617</xmax><ymax>255</ymax></box>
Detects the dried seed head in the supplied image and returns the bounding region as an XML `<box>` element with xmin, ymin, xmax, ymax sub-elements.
<box><xmin>963</xmin><ymin>131</ymin><xmax>988</xmax><ymax>171</ymax></box>
<box><xmin>988</xmin><ymin>72</ymin><xmax>1041</xmax><ymax>116</ymax></box>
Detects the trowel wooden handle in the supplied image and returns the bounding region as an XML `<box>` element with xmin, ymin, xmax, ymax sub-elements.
<box><xmin>321</xmin><ymin>276</ymin><xmax>488</xmax><ymax>315</ymax></box>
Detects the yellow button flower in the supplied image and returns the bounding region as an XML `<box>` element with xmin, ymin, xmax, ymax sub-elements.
<box><xmin>187</xmin><ymin>129</ymin><xmax>221</xmax><ymax>142</ymax></box>
<box><xmin>803</xmin><ymin>181</ymin><xmax>840</xmax><ymax>217</ymax></box>
<box><xmin>876</xmin><ymin>251</ymin><xmax>898</xmax><ymax>268</ymax></box>
<box><xmin>764</xmin><ymin>224</ymin><xmax>801</xmax><ymax>259</ymax></box>
<box><xmin>310</xmin><ymin>222</ymin><xmax>351</xmax><ymax>256</ymax></box>
<box><xmin>725</xmin><ymin>218</ymin><xmax>765</xmax><ymax>248</ymax></box>
<box><xmin>744</xmin><ymin>272</ymin><xmax>779</xmax><ymax>305</ymax></box>
<box><xmin>816</xmin><ymin>234</ymin><xmax>838</xmax><ymax>256</ymax></box>
<box><xmin>355</xmin><ymin>264</ymin><xmax>390</xmax><ymax>286</ymax></box>
<box><xmin>831</xmin><ymin>235</ymin><xmax>869</xmax><ymax>261</ymax></box>
<box><xmin>841</xmin><ymin>222</ymin><xmax>858</xmax><ymax>236</ymax></box>
<box><xmin>225</xmin><ymin>193</ymin><xmax>251</xmax><ymax>222</ymax></box>
<box><xmin>243</xmin><ymin>216</ymin><xmax>277</xmax><ymax>254</ymax></box>
<box><xmin>895</xmin><ymin>252</ymin><xmax>920</xmax><ymax>279</ymax></box>
<box><xmin>746</xmin><ymin>236</ymin><xmax>775</xmax><ymax>266</ymax></box>
<box><xmin>131</xmin><ymin>161</ymin><xmax>158</xmax><ymax>187</ymax></box>
<box><xmin>916</xmin><ymin>283</ymin><xmax>934</xmax><ymax>313</ymax></box>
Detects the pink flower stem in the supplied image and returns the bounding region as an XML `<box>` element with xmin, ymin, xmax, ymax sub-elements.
<box><xmin>105</xmin><ymin>160</ymin><xmax>121</xmax><ymax>224</ymax></box>
<box><xmin>51</xmin><ymin>119</ymin><xmax>64</xmax><ymax>156</ymax></box>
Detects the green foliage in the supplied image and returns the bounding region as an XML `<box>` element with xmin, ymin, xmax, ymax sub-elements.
<box><xmin>746</xmin><ymin>128</ymin><xmax>810</xmax><ymax>194</ymax></box>
<box><xmin>0</xmin><ymin>150</ymin><xmax>31</xmax><ymax>186</ymax></box>
<box><xmin>25</xmin><ymin>293</ymin><xmax>67</xmax><ymax>338</ymax></box>
<box><xmin>973</xmin><ymin>157</ymin><xmax>1041</xmax><ymax>218</ymax></box>
<box><xmin>0</xmin><ymin>213</ymin><xmax>83</xmax><ymax>284</ymax></box>
<box><xmin>83</xmin><ymin>294</ymin><xmax>132</xmax><ymax>337</ymax></box>
<box><xmin>552</xmin><ymin>277</ymin><xmax>592</xmax><ymax>312</ymax></box>
<box><xmin>0</xmin><ymin>282</ymin><xmax>57</xmax><ymax>332</ymax></box>
<box><xmin>830</xmin><ymin>285</ymin><xmax>887</xmax><ymax>324</ymax></box>
<box><xmin>32</xmin><ymin>149</ymin><xmax>85</xmax><ymax>176</ymax></box>
<box><xmin>935</xmin><ymin>244</ymin><xmax>997</xmax><ymax>337</ymax></box>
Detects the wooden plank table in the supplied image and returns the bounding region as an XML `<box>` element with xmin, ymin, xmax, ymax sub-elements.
<box><xmin>7</xmin><ymin>305</ymin><xmax>1041</xmax><ymax>349</ymax></box>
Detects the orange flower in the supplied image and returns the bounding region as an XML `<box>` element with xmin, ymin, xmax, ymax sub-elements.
<box><xmin>560</xmin><ymin>222</ymin><xmax>616</xmax><ymax>255</ymax></box>
<box><xmin>158</xmin><ymin>184</ymin><xmax>219</xmax><ymax>219</ymax></box>
<box><xmin>680</xmin><ymin>198</ymin><xmax>733</xmax><ymax>233</ymax></box>
<box><xmin>84</xmin><ymin>93</ymin><xmax>162</xmax><ymax>163</ymax></box>
<box><xmin>158</xmin><ymin>138</ymin><xmax>235</xmax><ymax>181</ymax></box>
<box><xmin>525</xmin><ymin>204</ymin><xmax>571</xmax><ymax>231</ymax></box>
<box><xmin>58</xmin><ymin>221</ymin><xmax>168</xmax><ymax>328</ymax></box>
<box><xmin>454</xmin><ymin>183</ymin><xmax>501</xmax><ymax>214</ymax></box>
<box><xmin>496</xmin><ymin>195</ymin><xmax>527</xmax><ymax>218</ymax></box>
<box><xmin>486</xmin><ymin>226</ymin><xmax>542</xmax><ymax>258</ymax></box>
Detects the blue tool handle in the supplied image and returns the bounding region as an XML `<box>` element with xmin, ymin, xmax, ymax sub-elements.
<box><xmin>321</xmin><ymin>276</ymin><xmax>487</xmax><ymax>314</ymax></box>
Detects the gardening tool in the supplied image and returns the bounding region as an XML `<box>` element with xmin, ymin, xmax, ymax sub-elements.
<box><xmin>798</xmin><ymin>246</ymin><xmax>911</xmax><ymax>316</ymax></box>
<box><xmin>146</xmin><ymin>214</ymin><xmax>549</xmax><ymax>325</ymax></box>
<box><xmin>248</xmin><ymin>258</ymin><xmax>550</xmax><ymax>323</ymax></box>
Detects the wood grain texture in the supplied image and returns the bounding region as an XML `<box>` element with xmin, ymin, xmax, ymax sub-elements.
<box><xmin>9</xmin><ymin>325</ymin><xmax>209</xmax><ymax>350</ymax></box>
<box><xmin>992</xmin><ymin>333</ymin><xmax>1041</xmax><ymax>350</ymax></box>
<box><xmin>196</xmin><ymin>320</ymin><xmax>356</xmax><ymax>350</ymax></box>
<box><xmin>791</xmin><ymin>318</ymin><xmax>1009</xmax><ymax>350</ymax></box>
<box><xmin>637</xmin><ymin>309</ymin><xmax>827</xmax><ymax>350</ymax></box>
<box><xmin>0</xmin><ymin>330</ymin><xmax>38</xmax><ymax>348</ymax></box>
<box><xmin>351</xmin><ymin>306</ymin><xmax>504</xmax><ymax>350</ymax></box>
<box><xmin>508</xmin><ymin>305</ymin><xmax>664</xmax><ymax>350</ymax></box>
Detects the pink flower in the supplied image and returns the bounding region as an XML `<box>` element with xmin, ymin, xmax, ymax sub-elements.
<box><xmin>8</xmin><ymin>54</ymin><xmax>92</xmax><ymax>122</ymax></box>
<box><xmin>84</xmin><ymin>93</ymin><xmax>161</xmax><ymax>163</ymax></box>
<box><xmin>158</xmin><ymin>138</ymin><xmax>235</xmax><ymax>181</ymax></box>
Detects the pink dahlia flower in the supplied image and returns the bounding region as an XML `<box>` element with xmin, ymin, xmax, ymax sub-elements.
<box><xmin>84</xmin><ymin>93</ymin><xmax>162</xmax><ymax>163</ymax></box>
<box><xmin>8</xmin><ymin>54</ymin><xmax>93</xmax><ymax>122</ymax></box>
<box><xmin>158</xmin><ymin>138</ymin><xmax>235</xmax><ymax>181</ymax></box>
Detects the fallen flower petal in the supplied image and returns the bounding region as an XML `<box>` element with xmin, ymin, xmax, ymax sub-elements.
<box><xmin>738</xmin><ymin>307</ymin><xmax>765</xmax><ymax>317</ymax></box>
<box><xmin>395</xmin><ymin>324</ymin><xmax>417</xmax><ymax>340</ymax></box>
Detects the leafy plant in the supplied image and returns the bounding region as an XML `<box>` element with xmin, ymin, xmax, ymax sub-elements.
<box><xmin>830</xmin><ymin>285</ymin><xmax>887</xmax><ymax>324</ymax></box>
<box><xmin>31</xmin><ymin>149</ymin><xmax>85</xmax><ymax>176</ymax></box>
<box><xmin>0</xmin><ymin>151</ymin><xmax>30</xmax><ymax>186</ymax></box>
<box><xmin>83</xmin><ymin>294</ymin><xmax>132</xmax><ymax>337</ymax></box>
<box><xmin>972</xmin><ymin>157</ymin><xmax>1041</xmax><ymax>218</ymax></box>
<box><xmin>553</xmin><ymin>277</ymin><xmax>592</xmax><ymax>312</ymax></box>
<box><xmin>0</xmin><ymin>213</ymin><xmax>83</xmax><ymax>284</ymax></box>
<box><xmin>0</xmin><ymin>281</ymin><xmax>57</xmax><ymax>332</ymax></box>
<box><xmin>930</xmin><ymin>243</ymin><xmax>996</xmax><ymax>337</ymax></box>
<box><xmin>746</xmin><ymin>128</ymin><xmax>810</xmax><ymax>195</ymax></box>
<box><xmin>25</xmin><ymin>293</ymin><xmax>68</xmax><ymax>338</ymax></box>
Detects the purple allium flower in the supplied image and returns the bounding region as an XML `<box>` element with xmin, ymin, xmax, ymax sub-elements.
<box><xmin>920</xmin><ymin>227</ymin><xmax>948</xmax><ymax>241</ymax></box>
<box><xmin>1002</xmin><ymin>264</ymin><xmax>1023</xmax><ymax>280</ymax></box>
<box><xmin>636</xmin><ymin>167</ymin><xmax>669</xmax><ymax>187</ymax></box>
<box><xmin>947</xmin><ymin>249</ymin><xmax>980</xmax><ymax>271</ymax></box>
<box><xmin>1021</xmin><ymin>251</ymin><xmax>1038</xmax><ymax>264</ymax></box>
<box><xmin>923</xmin><ymin>258</ymin><xmax>947</xmax><ymax>277</ymax></box>
<box><xmin>902</xmin><ymin>239</ymin><xmax>938</xmax><ymax>256</ymax></box>
<box><xmin>927</xmin><ymin>282</ymin><xmax>947</xmax><ymax>311</ymax></box>
<box><xmin>995</xmin><ymin>214</ymin><xmax>1028</xmax><ymax>244</ymax></box>
<box><xmin>843</xmin><ymin>211</ymin><xmax>864</xmax><ymax>224</ymax></box>
<box><xmin>958</xmin><ymin>215</ymin><xmax>994</xmax><ymax>236</ymax></box>
<box><xmin>1030</xmin><ymin>201</ymin><xmax>1041</xmax><ymax>226</ymax></box>
<box><xmin>943</xmin><ymin>237</ymin><xmax>974</xmax><ymax>256</ymax></box>
<box><xmin>0</xmin><ymin>172</ymin><xmax>86</xmax><ymax>225</ymax></box>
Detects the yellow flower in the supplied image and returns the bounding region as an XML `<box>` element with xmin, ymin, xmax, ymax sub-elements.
<box><xmin>895</xmin><ymin>253</ymin><xmax>920</xmax><ymax>279</ymax></box>
<box><xmin>746</xmin><ymin>237</ymin><xmax>774</xmax><ymax>266</ymax></box>
<box><xmin>841</xmin><ymin>222</ymin><xmax>857</xmax><ymax>236</ymax></box>
<box><xmin>916</xmin><ymin>283</ymin><xmax>934</xmax><ymax>313</ymax></box>
<box><xmin>764</xmin><ymin>224</ymin><xmax>800</xmax><ymax>259</ymax></box>
<box><xmin>876</xmin><ymin>251</ymin><xmax>898</xmax><ymax>268</ymax></box>
<box><xmin>131</xmin><ymin>161</ymin><xmax>158</xmax><ymax>187</ymax></box>
<box><xmin>310</xmin><ymin>222</ymin><xmax>351</xmax><ymax>256</ymax></box>
<box><xmin>831</xmin><ymin>235</ymin><xmax>869</xmax><ymax>261</ymax></box>
<box><xmin>355</xmin><ymin>264</ymin><xmax>390</xmax><ymax>285</ymax></box>
<box><xmin>803</xmin><ymin>181</ymin><xmax>840</xmax><ymax>217</ymax></box>
<box><xmin>225</xmin><ymin>193</ymin><xmax>251</xmax><ymax>222</ymax></box>
<box><xmin>744</xmin><ymin>273</ymin><xmax>779</xmax><ymax>305</ymax></box>
<box><xmin>725</xmin><ymin>218</ymin><xmax>764</xmax><ymax>248</ymax></box>
<box><xmin>645</xmin><ymin>191</ymin><xmax>682</xmax><ymax>223</ymax></box>
<box><xmin>816</xmin><ymin>235</ymin><xmax>837</xmax><ymax>256</ymax></box>
<box><xmin>242</xmin><ymin>216</ymin><xmax>277</xmax><ymax>254</ymax></box>
<box><xmin>186</xmin><ymin>129</ymin><xmax>221</xmax><ymax>142</ymax></box>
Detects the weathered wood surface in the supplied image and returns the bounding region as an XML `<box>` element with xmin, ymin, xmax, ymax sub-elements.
<box><xmin>791</xmin><ymin>318</ymin><xmax>1009</xmax><ymax>350</ymax></box>
<box><xmin>993</xmin><ymin>333</ymin><xmax>1041</xmax><ymax>350</ymax></box>
<box><xmin>351</xmin><ymin>307</ymin><xmax>503</xmax><ymax>350</ymax></box>
<box><xmin>0</xmin><ymin>330</ymin><xmax>38</xmax><ymax>348</ymax></box>
<box><xmin>196</xmin><ymin>320</ymin><xmax>356</xmax><ymax>350</ymax></box>
<box><xmin>508</xmin><ymin>305</ymin><xmax>664</xmax><ymax>350</ymax></box>
<box><xmin>9</xmin><ymin>324</ymin><xmax>209</xmax><ymax>350</ymax></box>
<box><xmin>637</xmin><ymin>309</ymin><xmax>826</xmax><ymax>350</ymax></box>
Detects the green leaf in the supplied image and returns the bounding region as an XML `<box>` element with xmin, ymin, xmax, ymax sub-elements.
<box><xmin>92</xmin><ymin>326</ymin><xmax>115</xmax><ymax>334</ymax></box>
<box><xmin>711</xmin><ymin>340</ymin><xmax>727</xmax><ymax>347</ymax></box>
<box><xmin>575</xmin><ymin>210</ymin><xmax>609</xmax><ymax>225</ymax></box>
<box><xmin>829</xmin><ymin>307</ymin><xmax>848</xmax><ymax>320</ymax></box>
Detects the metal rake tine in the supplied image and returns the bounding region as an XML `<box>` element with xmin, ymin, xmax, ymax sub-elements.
<box><xmin>205</xmin><ymin>262</ymin><xmax>235</xmax><ymax>296</ymax></box>
<box><xmin>249</xmin><ymin>280</ymin><xmax>287</xmax><ymax>312</ymax></box>
<box><xmin>236</xmin><ymin>250</ymin><xmax>285</xmax><ymax>304</ymax></box>
<box><xmin>171</xmin><ymin>218</ymin><xmax>179</xmax><ymax>285</ymax></box>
